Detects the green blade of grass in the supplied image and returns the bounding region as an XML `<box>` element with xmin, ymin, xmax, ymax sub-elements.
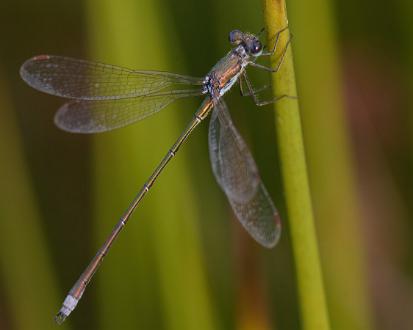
<box><xmin>261</xmin><ymin>1</ymin><xmax>330</xmax><ymax>329</ymax></box>
<box><xmin>0</xmin><ymin>75</ymin><xmax>70</xmax><ymax>330</ymax></box>
<box><xmin>85</xmin><ymin>0</ymin><xmax>217</xmax><ymax>329</ymax></box>
<box><xmin>286</xmin><ymin>0</ymin><xmax>373</xmax><ymax>329</ymax></box>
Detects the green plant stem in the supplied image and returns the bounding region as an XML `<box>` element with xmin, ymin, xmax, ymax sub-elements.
<box><xmin>286</xmin><ymin>0</ymin><xmax>373</xmax><ymax>329</ymax></box>
<box><xmin>261</xmin><ymin>1</ymin><xmax>330</xmax><ymax>329</ymax></box>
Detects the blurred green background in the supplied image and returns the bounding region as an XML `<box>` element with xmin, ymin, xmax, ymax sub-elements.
<box><xmin>0</xmin><ymin>0</ymin><xmax>412</xmax><ymax>329</ymax></box>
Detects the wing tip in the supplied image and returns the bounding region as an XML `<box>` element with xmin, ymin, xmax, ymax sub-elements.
<box><xmin>54</xmin><ymin>102</ymin><xmax>110</xmax><ymax>134</ymax></box>
<box><xmin>20</xmin><ymin>55</ymin><xmax>52</xmax><ymax>88</ymax></box>
<box><xmin>19</xmin><ymin>58</ymin><xmax>31</xmax><ymax>84</ymax></box>
<box><xmin>257</xmin><ymin>213</ymin><xmax>282</xmax><ymax>249</ymax></box>
<box><xmin>54</xmin><ymin>104</ymin><xmax>83</xmax><ymax>134</ymax></box>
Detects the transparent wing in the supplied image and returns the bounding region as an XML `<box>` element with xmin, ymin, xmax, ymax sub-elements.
<box><xmin>20</xmin><ymin>55</ymin><xmax>204</xmax><ymax>100</ymax></box>
<box><xmin>208</xmin><ymin>100</ymin><xmax>281</xmax><ymax>248</ymax></box>
<box><xmin>55</xmin><ymin>89</ymin><xmax>202</xmax><ymax>133</ymax></box>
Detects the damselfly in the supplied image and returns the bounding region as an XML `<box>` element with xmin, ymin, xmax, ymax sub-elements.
<box><xmin>20</xmin><ymin>27</ymin><xmax>291</xmax><ymax>324</ymax></box>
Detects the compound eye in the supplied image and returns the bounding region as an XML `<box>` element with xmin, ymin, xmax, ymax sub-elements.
<box><xmin>229</xmin><ymin>30</ymin><xmax>243</xmax><ymax>44</ymax></box>
<box><xmin>251</xmin><ymin>40</ymin><xmax>262</xmax><ymax>54</ymax></box>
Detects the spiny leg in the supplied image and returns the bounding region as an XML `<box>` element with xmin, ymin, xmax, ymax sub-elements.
<box><xmin>239</xmin><ymin>74</ymin><xmax>269</xmax><ymax>97</ymax></box>
<box><xmin>256</xmin><ymin>26</ymin><xmax>266</xmax><ymax>37</ymax></box>
<box><xmin>261</xmin><ymin>25</ymin><xmax>289</xmax><ymax>57</ymax></box>
<box><xmin>241</xmin><ymin>71</ymin><xmax>297</xmax><ymax>106</ymax></box>
<box><xmin>251</xmin><ymin>29</ymin><xmax>292</xmax><ymax>74</ymax></box>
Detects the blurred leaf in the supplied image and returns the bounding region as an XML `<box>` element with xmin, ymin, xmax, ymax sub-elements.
<box><xmin>85</xmin><ymin>0</ymin><xmax>217</xmax><ymax>329</ymax></box>
<box><xmin>0</xmin><ymin>72</ymin><xmax>70</xmax><ymax>330</ymax></box>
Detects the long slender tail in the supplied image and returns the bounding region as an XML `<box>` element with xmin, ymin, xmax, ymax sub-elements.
<box><xmin>55</xmin><ymin>97</ymin><xmax>213</xmax><ymax>324</ymax></box>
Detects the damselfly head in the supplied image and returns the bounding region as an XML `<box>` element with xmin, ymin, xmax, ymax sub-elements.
<box><xmin>228</xmin><ymin>30</ymin><xmax>263</xmax><ymax>57</ymax></box>
<box><xmin>246</xmin><ymin>37</ymin><xmax>263</xmax><ymax>56</ymax></box>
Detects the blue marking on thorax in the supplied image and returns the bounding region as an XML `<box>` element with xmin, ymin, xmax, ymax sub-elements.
<box><xmin>219</xmin><ymin>72</ymin><xmax>242</xmax><ymax>96</ymax></box>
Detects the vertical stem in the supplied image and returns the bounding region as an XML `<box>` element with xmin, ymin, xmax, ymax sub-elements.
<box><xmin>286</xmin><ymin>0</ymin><xmax>373</xmax><ymax>329</ymax></box>
<box><xmin>261</xmin><ymin>1</ymin><xmax>330</xmax><ymax>329</ymax></box>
